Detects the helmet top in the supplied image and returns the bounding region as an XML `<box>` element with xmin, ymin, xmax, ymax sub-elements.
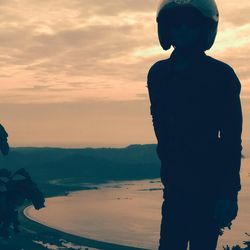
<box><xmin>156</xmin><ymin>0</ymin><xmax>219</xmax><ymax>51</ymax></box>
<box><xmin>157</xmin><ymin>0</ymin><xmax>219</xmax><ymax>23</ymax></box>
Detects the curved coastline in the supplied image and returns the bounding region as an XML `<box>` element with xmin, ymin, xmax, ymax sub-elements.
<box><xmin>19</xmin><ymin>200</ymin><xmax>150</xmax><ymax>250</ymax></box>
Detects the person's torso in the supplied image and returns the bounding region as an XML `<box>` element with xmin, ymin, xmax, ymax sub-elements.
<box><xmin>152</xmin><ymin>54</ymin><xmax>231</xmax><ymax>192</ymax></box>
<box><xmin>152</xmin><ymin>54</ymin><xmax>227</xmax><ymax>157</ymax></box>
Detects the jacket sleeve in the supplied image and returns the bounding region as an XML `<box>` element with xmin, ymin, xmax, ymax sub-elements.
<box><xmin>218</xmin><ymin>67</ymin><xmax>243</xmax><ymax>201</ymax></box>
<box><xmin>146</xmin><ymin>63</ymin><xmax>166</xmax><ymax>161</ymax></box>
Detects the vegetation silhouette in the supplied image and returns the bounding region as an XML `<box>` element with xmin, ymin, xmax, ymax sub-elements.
<box><xmin>0</xmin><ymin>168</ymin><xmax>45</xmax><ymax>239</ymax></box>
<box><xmin>0</xmin><ymin>124</ymin><xmax>45</xmax><ymax>239</ymax></box>
<box><xmin>223</xmin><ymin>235</ymin><xmax>250</xmax><ymax>250</ymax></box>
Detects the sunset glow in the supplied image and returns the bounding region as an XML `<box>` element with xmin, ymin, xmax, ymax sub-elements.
<box><xmin>0</xmin><ymin>0</ymin><xmax>249</xmax><ymax>148</ymax></box>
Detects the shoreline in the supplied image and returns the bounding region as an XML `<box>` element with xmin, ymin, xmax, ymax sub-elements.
<box><xmin>20</xmin><ymin>203</ymin><xmax>149</xmax><ymax>250</ymax></box>
<box><xmin>0</xmin><ymin>203</ymin><xmax>150</xmax><ymax>250</ymax></box>
<box><xmin>0</xmin><ymin>183</ymin><xmax>151</xmax><ymax>250</ymax></box>
<box><xmin>20</xmin><ymin>179</ymin><xmax>250</xmax><ymax>250</ymax></box>
<box><xmin>1</xmin><ymin>177</ymin><xmax>249</xmax><ymax>249</ymax></box>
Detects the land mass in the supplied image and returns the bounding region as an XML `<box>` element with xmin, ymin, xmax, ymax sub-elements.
<box><xmin>1</xmin><ymin>144</ymin><xmax>160</xmax><ymax>196</ymax></box>
<box><xmin>0</xmin><ymin>144</ymin><xmax>248</xmax><ymax>249</ymax></box>
<box><xmin>0</xmin><ymin>144</ymin><xmax>160</xmax><ymax>249</ymax></box>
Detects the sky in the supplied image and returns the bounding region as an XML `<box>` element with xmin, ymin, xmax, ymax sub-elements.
<box><xmin>0</xmin><ymin>0</ymin><xmax>249</xmax><ymax>150</ymax></box>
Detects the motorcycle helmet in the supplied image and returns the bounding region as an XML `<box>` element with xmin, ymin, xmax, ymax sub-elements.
<box><xmin>156</xmin><ymin>0</ymin><xmax>219</xmax><ymax>51</ymax></box>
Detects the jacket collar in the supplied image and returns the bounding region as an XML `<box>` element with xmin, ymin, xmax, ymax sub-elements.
<box><xmin>168</xmin><ymin>48</ymin><xmax>207</xmax><ymax>74</ymax></box>
<box><xmin>170</xmin><ymin>48</ymin><xmax>206</xmax><ymax>62</ymax></box>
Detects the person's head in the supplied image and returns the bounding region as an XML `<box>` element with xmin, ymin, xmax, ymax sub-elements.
<box><xmin>167</xmin><ymin>6</ymin><xmax>205</xmax><ymax>51</ymax></box>
<box><xmin>156</xmin><ymin>0</ymin><xmax>219</xmax><ymax>51</ymax></box>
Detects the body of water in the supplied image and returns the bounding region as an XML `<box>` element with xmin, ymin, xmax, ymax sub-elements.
<box><xmin>25</xmin><ymin>158</ymin><xmax>250</xmax><ymax>250</ymax></box>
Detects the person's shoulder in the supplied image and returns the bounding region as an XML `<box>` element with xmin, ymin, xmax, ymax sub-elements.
<box><xmin>205</xmin><ymin>55</ymin><xmax>241</xmax><ymax>91</ymax></box>
<box><xmin>147</xmin><ymin>59</ymin><xmax>170</xmax><ymax>80</ymax></box>
<box><xmin>204</xmin><ymin>55</ymin><xmax>236</xmax><ymax>74</ymax></box>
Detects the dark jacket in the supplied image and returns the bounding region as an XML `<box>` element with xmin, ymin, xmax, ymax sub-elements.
<box><xmin>147</xmin><ymin>49</ymin><xmax>243</xmax><ymax>201</ymax></box>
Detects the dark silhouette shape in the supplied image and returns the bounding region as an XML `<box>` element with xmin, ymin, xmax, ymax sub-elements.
<box><xmin>223</xmin><ymin>234</ymin><xmax>250</xmax><ymax>250</ymax></box>
<box><xmin>0</xmin><ymin>125</ymin><xmax>45</xmax><ymax>239</ymax></box>
<box><xmin>0</xmin><ymin>124</ymin><xmax>9</xmax><ymax>156</ymax></box>
<box><xmin>148</xmin><ymin>1</ymin><xmax>242</xmax><ymax>249</ymax></box>
<box><xmin>0</xmin><ymin>168</ymin><xmax>45</xmax><ymax>238</ymax></box>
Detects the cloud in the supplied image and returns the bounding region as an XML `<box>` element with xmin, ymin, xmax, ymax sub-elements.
<box><xmin>217</xmin><ymin>0</ymin><xmax>250</xmax><ymax>26</ymax></box>
<box><xmin>0</xmin><ymin>1</ymin><xmax>249</xmax><ymax>147</ymax></box>
<box><xmin>0</xmin><ymin>0</ymin><xmax>249</xmax><ymax>104</ymax></box>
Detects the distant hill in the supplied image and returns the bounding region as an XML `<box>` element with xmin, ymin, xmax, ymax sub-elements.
<box><xmin>0</xmin><ymin>144</ymin><xmax>245</xmax><ymax>197</ymax></box>
<box><xmin>0</xmin><ymin>144</ymin><xmax>161</xmax><ymax>196</ymax></box>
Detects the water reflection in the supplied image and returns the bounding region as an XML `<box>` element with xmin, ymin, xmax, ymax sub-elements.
<box><xmin>25</xmin><ymin>158</ymin><xmax>250</xmax><ymax>250</ymax></box>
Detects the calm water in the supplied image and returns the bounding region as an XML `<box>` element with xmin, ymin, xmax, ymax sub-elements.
<box><xmin>25</xmin><ymin>158</ymin><xmax>250</xmax><ymax>250</ymax></box>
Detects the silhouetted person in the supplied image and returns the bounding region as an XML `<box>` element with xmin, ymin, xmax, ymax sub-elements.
<box><xmin>147</xmin><ymin>1</ymin><xmax>243</xmax><ymax>249</ymax></box>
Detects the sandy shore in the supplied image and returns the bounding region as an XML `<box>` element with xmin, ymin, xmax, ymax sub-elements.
<box><xmin>0</xmin><ymin>201</ymin><xmax>149</xmax><ymax>250</ymax></box>
<box><xmin>0</xmin><ymin>204</ymin><xmax>150</xmax><ymax>250</ymax></box>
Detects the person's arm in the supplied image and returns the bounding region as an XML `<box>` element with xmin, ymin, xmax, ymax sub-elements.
<box><xmin>146</xmin><ymin>62</ymin><xmax>167</xmax><ymax>161</ymax></box>
<box><xmin>147</xmin><ymin>63</ymin><xmax>161</xmax><ymax>140</ymax></box>
<box><xmin>218</xmin><ymin>67</ymin><xmax>243</xmax><ymax>201</ymax></box>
